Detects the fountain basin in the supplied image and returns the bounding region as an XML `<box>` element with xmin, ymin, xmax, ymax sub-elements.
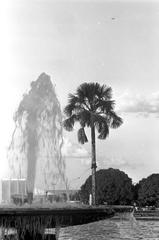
<box><xmin>0</xmin><ymin>205</ymin><xmax>114</xmax><ymax>239</ymax></box>
<box><xmin>0</xmin><ymin>206</ymin><xmax>115</xmax><ymax>228</ymax></box>
<box><xmin>0</xmin><ymin>205</ymin><xmax>133</xmax><ymax>239</ymax></box>
<box><xmin>0</xmin><ymin>205</ymin><xmax>133</xmax><ymax>228</ymax></box>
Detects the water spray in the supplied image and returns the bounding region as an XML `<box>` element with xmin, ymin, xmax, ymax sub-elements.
<box><xmin>8</xmin><ymin>73</ymin><xmax>66</xmax><ymax>202</ymax></box>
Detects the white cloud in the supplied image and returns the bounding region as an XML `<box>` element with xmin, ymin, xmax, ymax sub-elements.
<box><xmin>62</xmin><ymin>137</ymin><xmax>90</xmax><ymax>159</ymax></box>
<box><xmin>99</xmin><ymin>155</ymin><xmax>143</xmax><ymax>171</ymax></box>
<box><xmin>116</xmin><ymin>91</ymin><xmax>159</xmax><ymax>116</ymax></box>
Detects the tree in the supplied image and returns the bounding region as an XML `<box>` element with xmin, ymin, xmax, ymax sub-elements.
<box><xmin>132</xmin><ymin>183</ymin><xmax>139</xmax><ymax>203</ymax></box>
<box><xmin>80</xmin><ymin>168</ymin><xmax>133</xmax><ymax>205</ymax></box>
<box><xmin>63</xmin><ymin>82</ymin><xmax>123</xmax><ymax>205</ymax></box>
<box><xmin>137</xmin><ymin>174</ymin><xmax>159</xmax><ymax>207</ymax></box>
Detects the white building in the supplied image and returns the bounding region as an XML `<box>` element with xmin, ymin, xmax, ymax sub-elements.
<box><xmin>1</xmin><ymin>179</ymin><xmax>27</xmax><ymax>203</ymax></box>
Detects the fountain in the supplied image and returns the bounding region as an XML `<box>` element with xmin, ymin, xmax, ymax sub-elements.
<box><xmin>8</xmin><ymin>73</ymin><xmax>66</xmax><ymax>201</ymax></box>
<box><xmin>0</xmin><ymin>73</ymin><xmax>132</xmax><ymax>239</ymax></box>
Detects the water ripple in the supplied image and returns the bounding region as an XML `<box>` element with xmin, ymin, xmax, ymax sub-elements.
<box><xmin>59</xmin><ymin>219</ymin><xmax>159</xmax><ymax>240</ymax></box>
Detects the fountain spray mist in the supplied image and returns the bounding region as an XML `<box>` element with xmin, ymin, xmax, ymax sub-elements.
<box><xmin>8</xmin><ymin>73</ymin><xmax>66</xmax><ymax>200</ymax></box>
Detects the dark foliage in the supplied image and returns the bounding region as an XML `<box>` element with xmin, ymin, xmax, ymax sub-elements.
<box><xmin>137</xmin><ymin>174</ymin><xmax>159</xmax><ymax>207</ymax></box>
<box><xmin>80</xmin><ymin>168</ymin><xmax>133</xmax><ymax>205</ymax></box>
<box><xmin>132</xmin><ymin>183</ymin><xmax>139</xmax><ymax>202</ymax></box>
<box><xmin>63</xmin><ymin>82</ymin><xmax>123</xmax><ymax>143</ymax></box>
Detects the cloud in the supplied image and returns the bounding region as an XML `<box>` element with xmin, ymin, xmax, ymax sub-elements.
<box><xmin>62</xmin><ymin>137</ymin><xmax>90</xmax><ymax>159</ymax></box>
<box><xmin>116</xmin><ymin>91</ymin><xmax>159</xmax><ymax>117</ymax></box>
<box><xmin>99</xmin><ymin>155</ymin><xmax>143</xmax><ymax>171</ymax></box>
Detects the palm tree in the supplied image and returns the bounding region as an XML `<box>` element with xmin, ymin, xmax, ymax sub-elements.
<box><xmin>63</xmin><ymin>82</ymin><xmax>123</xmax><ymax>205</ymax></box>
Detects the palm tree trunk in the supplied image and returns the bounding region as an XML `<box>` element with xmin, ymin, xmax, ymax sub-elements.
<box><xmin>91</xmin><ymin>124</ymin><xmax>96</xmax><ymax>205</ymax></box>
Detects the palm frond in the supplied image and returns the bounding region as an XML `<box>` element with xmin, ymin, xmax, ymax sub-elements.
<box><xmin>76</xmin><ymin>83</ymin><xmax>88</xmax><ymax>101</ymax></box>
<box><xmin>64</xmin><ymin>104</ymin><xmax>74</xmax><ymax>117</ymax></box>
<box><xmin>63</xmin><ymin>115</ymin><xmax>76</xmax><ymax>131</ymax></box>
<box><xmin>76</xmin><ymin>83</ymin><xmax>113</xmax><ymax>107</ymax></box>
<box><xmin>98</xmin><ymin>123</ymin><xmax>109</xmax><ymax>139</ymax></box>
<box><xmin>64</xmin><ymin>94</ymin><xmax>80</xmax><ymax>117</ymax></box>
<box><xmin>109</xmin><ymin>111</ymin><xmax>123</xmax><ymax>129</ymax></box>
<box><xmin>77</xmin><ymin>110</ymin><xmax>91</xmax><ymax>127</ymax></box>
<box><xmin>77</xmin><ymin>82</ymin><xmax>100</xmax><ymax>105</ymax></box>
<box><xmin>93</xmin><ymin>114</ymin><xmax>109</xmax><ymax>139</ymax></box>
<box><xmin>95</xmin><ymin>100</ymin><xmax>115</xmax><ymax>113</ymax></box>
<box><xmin>78</xmin><ymin>128</ymin><xmax>88</xmax><ymax>144</ymax></box>
<box><xmin>101</xmin><ymin>86</ymin><xmax>112</xmax><ymax>100</ymax></box>
<box><xmin>77</xmin><ymin>83</ymin><xmax>93</xmax><ymax>110</ymax></box>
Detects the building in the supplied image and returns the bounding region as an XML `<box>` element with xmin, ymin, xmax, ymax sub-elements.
<box><xmin>1</xmin><ymin>179</ymin><xmax>27</xmax><ymax>203</ymax></box>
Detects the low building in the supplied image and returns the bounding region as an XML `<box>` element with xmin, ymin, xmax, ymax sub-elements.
<box><xmin>1</xmin><ymin>179</ymin><xmax>27</xmax><ymax>203</ymax></box>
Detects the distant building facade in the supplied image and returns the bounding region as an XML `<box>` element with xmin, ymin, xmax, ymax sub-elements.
<box><xmin>0</xmin><ymin>179</ymin><xmax>79</xmax><ymax>204</ymax></box>
<box><xmin>1</xmin><ymin>179</ymin><xmax>27</xmax><ymax>203</ymax></box>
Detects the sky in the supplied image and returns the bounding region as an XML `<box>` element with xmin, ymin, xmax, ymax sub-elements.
<box><xmin>0</xmin><ymin>0</ymin><xmax>159</xmax><ymax>189</ymax></box>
